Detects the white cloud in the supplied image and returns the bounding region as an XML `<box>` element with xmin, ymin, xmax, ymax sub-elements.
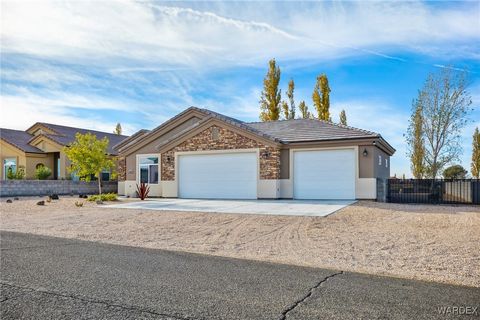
<box><xmin>1</xmin><ymin>1</ymin><xmax>478</xmax><ymax>69</ymax></box>
<box><xmin>0</xmin><ymin>91</ymin><xmax>143</xmax><ymax>135</ymax></box>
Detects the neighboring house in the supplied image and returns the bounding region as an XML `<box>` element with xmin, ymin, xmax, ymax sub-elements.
<box><xmin>0</xmin><ymin>123</ymin><xmax>128</xmax><ymax>180</ymax></box>
<box><xmin>117</xmin><ymin>107</ymin><xmax>395</xmax><ymax>200</ymax></box>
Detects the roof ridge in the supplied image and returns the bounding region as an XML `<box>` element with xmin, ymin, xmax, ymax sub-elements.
<box><xmin>38</xmin><ymin>122</ymin><xmax>128</xmax><ymax>138</ymax></box>
<box><xmin>0</xmin><ymin>127</ymin><xmax>28</xmax><ymax>132</ymax></box>
<box><xmin>247</xmin><ymin>118</ymin><xmax>379</xmax><ymax>136</ymax></box>
<box><xmin>314</xmin><ymin>118</ymin><xmax>379</xmax><ymax>136</ymax></box>
<box><xmin>199</xmin><ymin>107</ymin><xmax>281</xmax><ymax>142</ymax></box>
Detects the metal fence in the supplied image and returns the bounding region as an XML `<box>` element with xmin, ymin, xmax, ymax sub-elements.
<box><xmin>387</xmin><ymin>179</ymin><xmax>480</xmax><ymax>205</ymax></box>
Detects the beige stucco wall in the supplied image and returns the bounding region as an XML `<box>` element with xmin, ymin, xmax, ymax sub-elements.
<box><xmin>0</xmin><ymin>141</ymin><xmax>56</xmax><ymax>180</ymax></box>
<box><xmin>25</xmin><ymin>154</ymin><xmax>55</xmax><ymax>179</ymax></box>
<box><xmin>0</xmin><ymin>141</ymin><xmax>26</xmax><ymax>180</ymax></box>
<box><xmin>33</xmin><ymin>139</ymin><xmax>69</xmax><ymax>179</ymax></box>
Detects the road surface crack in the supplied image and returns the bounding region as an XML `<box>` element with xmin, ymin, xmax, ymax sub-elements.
<box><xmin>0</xmin><ymin>281</ymin><xmax>200</xmax><ymax>320</ymax></box>
<box><xmin>278</xmin><ymin>271</ymin><xmax>343</xmax><ymax>320</ymax></box>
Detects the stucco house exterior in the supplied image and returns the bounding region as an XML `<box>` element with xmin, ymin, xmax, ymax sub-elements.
<box><xmin>117</xmin><ymin>107</ymin><xmax>395</xmax><ymax>200</ymax></box>
<box><xmin>0</xmin><ymin>123</ymin><xmax>127</xmax><ymax>180</ymax></box>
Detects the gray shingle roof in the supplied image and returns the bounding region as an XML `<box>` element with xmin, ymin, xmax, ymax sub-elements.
<box><xmin>197</xmin><ymin>108</ymin><xmax>282</xmax><ymax>142</ymax></box>
<box><xmin>113</xmin><ymin>129</ymin><xmax>150</xmax><ymax>150</ymax></box>
<box><xmin>246</xmin><ymin>118</ymin><xmax>379</xmax><ymax>143</ymax></box>
<box><xmin>35</xmin><ymin>123</ymin><xmax>128</xmax><ymax>155</ymax></box>
<box><xmin>0</xmin><ymin>128</ymin><xmax>44</xmax><ymax>153</ymax></box>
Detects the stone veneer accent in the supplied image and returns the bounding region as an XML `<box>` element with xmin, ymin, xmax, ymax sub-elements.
<box><xmin>161</xmin><ymin>125</ymin><xmax>280</xmax><ymax>181</ymax></box>
<box><xmin>117</xmin><ymin>157</ymin><xmax>126</xmax><ymax>182</ymax></box>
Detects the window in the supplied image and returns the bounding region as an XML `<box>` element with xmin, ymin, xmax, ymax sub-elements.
<box><xmin>378</xmin><ymin>155</ymin><xmax>382</xmax><ymax>165</ymax></box>
<box><xmin>57</xmin><ymin>158</ymin><xmax>61</xmax><ymax>178</ymax></box>
<box><xmin>101</xmin><ymin>170</ymin><xmax>110</xmax><ymax>181</ymax></box>
<box><xmin>385</xmin><ymin>158</ymin><xmax>388</xmax><ymax>168</ymax></box>
<box><xmin>3</xmin><ymin>158</ymin><xmax>17</xmax><ymax>180</ymax></box>
<box><xmin>139</xmin><ymin>156</ymin><xmax>159</xmax><ymax>184</ymax></box>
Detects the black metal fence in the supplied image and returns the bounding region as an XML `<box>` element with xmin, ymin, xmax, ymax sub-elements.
<box><xmin>387</xmin><ymin>179</ymin><xmax>480</xmax><ymax>205</ymax></box>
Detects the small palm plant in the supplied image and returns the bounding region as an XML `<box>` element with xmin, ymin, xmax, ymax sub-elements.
<box><xmin>136</xmin><ymin>182</ymin><xmax>150</xmax><ymax>200</ymax></box>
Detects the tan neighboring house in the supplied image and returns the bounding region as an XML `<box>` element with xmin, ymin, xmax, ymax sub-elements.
<box><xmin>0</xmin><ymin>123</ymin><xmax>128</xmax><ymax>180</ymax></box>
<box><xmin>116</xmin><ymin>107</ymin><xmax>395</xmax><ymax>200</ymax></box>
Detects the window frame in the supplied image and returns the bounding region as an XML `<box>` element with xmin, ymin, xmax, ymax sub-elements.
<box><xmin>137</xmin><ymin>154</ymin><xmax>160</xmax><ymax>185</ymax></box>
<box><xmin>3</xmin><ymin>158</ymin><xmax>17</xmax><ymax>180</ymax></box>
<box><xmin>378</xmin><ymin>155</ymin><xmax>382</xmax><ymax>166</ymax></box>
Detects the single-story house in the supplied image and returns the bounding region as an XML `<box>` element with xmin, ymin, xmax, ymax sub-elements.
<box><xmin>0</xmin><ymin>123</ymin><xmax>127</xmax><ymax>180</ymax></box>
<box><xmin>117</xmin><ymin>107</ymin><xmax>395</xmax><ymax>200</ymax></box>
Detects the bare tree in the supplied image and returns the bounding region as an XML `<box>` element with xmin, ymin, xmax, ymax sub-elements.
<box><xmin>412</xmin><ymin>69</ymin><xmax>472</xmax><ymax>178</ymax></box>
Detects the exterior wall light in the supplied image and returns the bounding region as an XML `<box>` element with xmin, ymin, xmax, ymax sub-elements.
<box><xmin>363</xmin><ymin>149</ymin><xmax>368</xmax><ymax>157</ymax></box>
<box><xmin>261</xmin><ymin>151</ymin><xmax>271</xmax><ymax>159</ymax></box>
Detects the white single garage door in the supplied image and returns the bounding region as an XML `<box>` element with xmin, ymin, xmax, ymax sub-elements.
<box><xmin>178</xmin><ymin>152</ymin><xmax>257</xmax><ymax>199</ymax></box>
<box><xmin>293</xmin><ymin>149</ymin><xmax>355</xmax><ymax>200</ymax></box>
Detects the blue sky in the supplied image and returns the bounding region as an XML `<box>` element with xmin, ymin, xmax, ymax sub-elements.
<box><xmin>1</xmin><ymin>0</ymin><xmax>479</xmax><ymax>177</ymax></box>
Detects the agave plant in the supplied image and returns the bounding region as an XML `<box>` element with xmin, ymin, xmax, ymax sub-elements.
<box><xmin>136</xmin><ymin>182</ymin><xmax>150</xmax><ymax>200</ymax></box>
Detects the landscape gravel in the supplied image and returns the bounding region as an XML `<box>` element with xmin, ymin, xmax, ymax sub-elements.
<box><xmin>1</xmin><ymin>197</ymin><xmax>478</xmax><ymax>287</ymax></box>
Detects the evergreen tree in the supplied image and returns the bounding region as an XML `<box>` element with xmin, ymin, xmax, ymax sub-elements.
<box><xmin>339</xmin><ymin>109</ymin><xmax>347</xmax><ymax>125</ymax></box>
<box><xmin>472</xmin><ymin>127</ymin><xmax>480</xmax><ymax>178</ymax></box>
<box><xmin>259</xmin><ymin>59</ymin><xmax>281</xmax><ymax>121</ymax></box>
<box><xmin>312</xmin><ymin>73</ymin><xmax>331</xmax><ymax>121</ymax></box>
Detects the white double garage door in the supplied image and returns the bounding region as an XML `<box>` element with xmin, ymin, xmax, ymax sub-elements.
<box><xmin>178</xmin><ymin>149</ymin><xmax>355</xmax><ymax>200</ymax></box>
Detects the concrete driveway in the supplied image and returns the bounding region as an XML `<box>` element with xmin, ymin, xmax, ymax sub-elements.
<box><xmin>105</xmin><ymin>198</ymin><xmax>355</xmax><ymax>216</ymax></box>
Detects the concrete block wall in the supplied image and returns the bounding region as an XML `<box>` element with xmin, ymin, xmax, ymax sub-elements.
<box><xmin>0</xmin><ymin>180</ymin><xmax>117</xmax><ymax>197</ymax></box>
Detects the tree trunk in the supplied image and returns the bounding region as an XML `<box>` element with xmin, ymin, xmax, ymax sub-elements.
<box><xmin>98</xmin><ymin>173</ymin><xmax>102</xmax><ymax>195</ymax></box>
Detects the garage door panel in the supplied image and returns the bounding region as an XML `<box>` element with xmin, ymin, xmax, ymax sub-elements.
<box><xmin>294</xmin><ymin>149</ymin><xmax>355</xmax><ymax>200</ymax></box>
<box><xmin>178</xmin><ymin>152</ymin><xmax>257</xmax><ymax>199</ymax></box>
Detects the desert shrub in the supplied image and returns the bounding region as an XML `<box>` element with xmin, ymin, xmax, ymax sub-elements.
<box><xmin>136</xmin><ymin>182</ymin><xmax>150</xmax><ymax>200</ymax></box>
<box><xmin>87</xmin><ymin>193</ymin><xmax>118</xmax><ymax>202</ymax></box>
<box><xmin>35</xmin><ymin>165</ymin><xmax>52</xmax><ymax>180</ymax></box>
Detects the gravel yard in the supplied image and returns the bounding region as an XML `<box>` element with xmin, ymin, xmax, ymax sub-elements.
<box><xmin>1</xmin><ymin>197</ymin><xmax>479</xmax><ymax>287</ymax></box>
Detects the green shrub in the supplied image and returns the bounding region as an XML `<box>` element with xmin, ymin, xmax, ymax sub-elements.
<box><xmin>7</xmin><ymin>166</ymin><xmax>25</xmax><ymax>180</ymax></box>
<box><xmin>35</xmin><ymin>166</ymin><xmax>52</xmax><ymax>180</ymax></box>
<box><xmin>87</xmin><ymin>193</ymin><xmax>118</xmax><ymax>202</ymax></box>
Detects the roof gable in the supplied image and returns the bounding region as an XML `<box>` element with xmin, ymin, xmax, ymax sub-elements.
<box><xmin>116</xmin><ymin>106</ymin><xmax>395</xmax><ymax>156</ymax></box>
<box><xmin>0</xmin><ymin>128</ymin><xmax>44</xmax><ymax>153</ymax></box>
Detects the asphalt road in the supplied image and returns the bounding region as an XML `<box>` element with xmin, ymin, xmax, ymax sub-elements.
<box><xmin>1</xmin><ymin>231</ymin><xmax>478</xmax><ymax>320</ymax></box>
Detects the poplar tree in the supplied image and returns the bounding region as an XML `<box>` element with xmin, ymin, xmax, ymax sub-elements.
<box><xmin>312</xmin><ymin>73</ymin><xmax>331</xmax><ymax>121</ymax></box>
<box><xmin>406</xmin><ymin>101</ymin><xmax>426</xmax><ymax>178</ymax></box>
<box><xmin>259</xmin><ymin>59</ymin><xmax>281</xmax><ymax>121</ymax></box>
<box><xmin>472</xmin><ymin>127</ymin><xmax>480</xmax><ymax>178</ymax></box>
<box><xmin>298</xmin><ymin>101</ymin><xmax>311</xmax><ymax>119</ymax></box>
<box><xmin>286</xmin><ymin>79</ymin><xmax>295</xmax><ymax>119</ymax></box>
<box><xmin>281</xmin><ymin>101</ymin><xmax>289</xmax><ymax>120</ymax></box>
<box><xmin>114</xmin><ymin>123</ymin><xmax>122</xmax><ymax>135</ymax></box>
<box><xmin>339</xmin><ymin>109</ymin><xmax>347</xmax><ymax>125</ymax></box>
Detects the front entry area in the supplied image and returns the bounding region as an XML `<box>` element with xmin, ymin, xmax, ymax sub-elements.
<box><xmin>178</xmin><ymin>152</ymin><xmax>257</xmax><ymax>199</ymax></box>
<box><xmin>293</xmin><ymin>149</ymin><xmax>356</xmax><ymax>200</ymax></box>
